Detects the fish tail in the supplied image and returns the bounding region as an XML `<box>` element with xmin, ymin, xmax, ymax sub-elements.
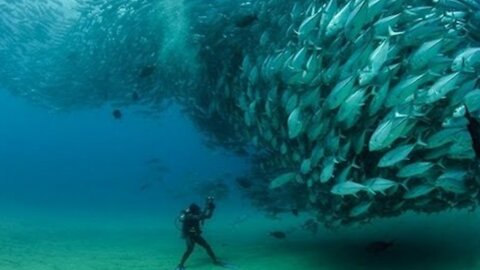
<box><xmin>403</xmin><ymin>178</ymin><xmax>413</xmax><ymax>188</ymax></box>
<box><xmin>427</xmin><ymin>70</ymin><xmax>443</xmax><ymax>77</ymax></box>
<box><xmin>437</xmin><ymin>159</ymin><xmax>447</xmax><ymax>169</ymax></box>
<box><xmin>352</xmin><ymin>157</ymin><xmax>361</xmax><ymax>169</ymax></box>
<box><xmin>387</xmin><ymin>26</ymin><xmax>404</xmax><ymax>37</ymax></box>
<box><xmin>366</xmin><ymin>187</ymin><xmax>376</xmax><ymax>196</ymax></box>
<box><xmin>416</xmin><ymin>134</ymin><xmax>427</xmax><ymax>147</ymax></box>
<box><xmin>400</xmin><ymin>183</ymin><xmax>409</xmax><ymax>191</ymax></box>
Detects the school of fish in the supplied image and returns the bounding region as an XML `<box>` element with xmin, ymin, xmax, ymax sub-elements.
<box><xmin>1</xmin><ymin>0</ymin><xmax>480</xmax><ymax>227</ymax></box>
<box><xmin>187</xmin><ymin>0</ymin><xmax>480</xmax><ymax>227</ymax></box>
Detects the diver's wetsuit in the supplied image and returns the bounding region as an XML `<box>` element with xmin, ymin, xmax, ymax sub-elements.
<box><xmin>178</xmin><ymin>203</ymin><xmax>218</xmax><ymax>268</ymax></box>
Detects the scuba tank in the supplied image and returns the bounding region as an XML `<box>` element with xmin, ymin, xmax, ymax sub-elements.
<box><xmin>174</xmin><ymin>197</ymin><xmax>215</xmax><ymax>230</ymax></box>
<box><xmin>174</xmin><ymin>208</ymin><xmax>189</xmax><ymax>231</ymax></box>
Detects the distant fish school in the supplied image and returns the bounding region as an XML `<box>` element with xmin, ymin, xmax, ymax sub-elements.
<box><xmin>185</xmin><ymin>0</ymin><xmax>480</xmax><ymax>227</ymax></box>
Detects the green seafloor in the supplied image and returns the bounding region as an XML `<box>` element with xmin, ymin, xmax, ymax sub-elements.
<box><xmin>1</xmin><ymin>206</ymin><xmax>480</xmax><ymax>270</ymax></box>
<box><xmin>2</xmin><ymin>90</ymin><xmax>480</xmax><ymax>270</ymax></box>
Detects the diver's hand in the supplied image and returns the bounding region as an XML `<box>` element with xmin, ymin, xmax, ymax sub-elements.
<box><xmin>206</xmin><ymin>196</ymin><xmax>215</xmax><ymax>209</ymax></box>
<box><xmin>208</xmin><ymin>202</ymin><xmax>216</xmax><ymax>209</ymax></box>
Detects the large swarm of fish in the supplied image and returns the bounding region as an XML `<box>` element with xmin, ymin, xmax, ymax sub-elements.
<box><xmin>2</xmin><ymin>0</ymin><xmax>480</xmax><ymax>227</ymax></box>
<box><xmin>187</xmin><ymin>0</ymin><xmax>480</xmax><ymax>227</ymax></box>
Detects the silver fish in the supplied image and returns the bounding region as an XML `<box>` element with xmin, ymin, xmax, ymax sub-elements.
<box><xmin>435</xmin><ymin>170</ymin><xmax>468</xmax><ymax>194</ymax></box>
<box><xmin>270</xmin><ymin>172</ymin><xmax>297</xmax><ymax>189</ymax></box>
<box><xmin>425</xmin><ymin>72</ymin><xmax>463</xmax><ymax>104</ymax></box>
<box><xmin>320</xmin><ymin>157</ymin><xmax>337</xmax><ymax>183</ymax></box>
<box><xmin>396</xmin><ymin>162</ymin><xmax>434</xmax><ymax>178</ymax></box>
<box><xmin>452</xmin><ymin>48</ymin><xmax>480</xmax><ymax>72</ymax></box>
<box><xmin>366</xmin><ymin>177</ymin><xmax>402</xmax><ymax>195</ymax></box>
<box><xmin>408</xmin><ymin>38</ymin><xmax>443</xmax><ymax>71</ymax></box>
<box><xmin>325</xmin><ymin>75</ymin><xmax>356</xmax><ymax>110</ymax></box>
<box><xmin>325</xmin><ymin>1</ymin><xmax>353</xmax><ymax>37</ymax></box>
<box><xmin>403</xmin><ymin>184</ymin><xmax>435</xmax><ymax>199</ymax></box>
<box><xmin>331</xmin><ymin>180</ymin><xmax>375</xmax><ymax>197</ymax></box>
<box><xmin>349</xmin><ymin>200</ymin><xmax>373</xmax><ymax>217</ymax></box>
<box><xmin>378</xmin><ymin>144</ymin><xmax>415</xmax><ymax>168</ymax></box>
<box><xmin>287</xmin><ymin>107</ymin><xmax>303</xmax><ymax>139</ymax></box>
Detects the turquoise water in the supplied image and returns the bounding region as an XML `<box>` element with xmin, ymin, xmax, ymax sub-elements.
<box><xmin>0</xmin><ymin>90</ymin><xmax>246</xmax><ymax>211</ymax></box>
<box><xmin>0</xmin><ymin>90</ymin><xmax>249</xmax><ymax>269</ymax></box>
<box><xmin>2</xmin><ymin>0</ymin><xmax>480</xmax><ymax>269</ymax></box>
<box><xmin>2</xmin><ymin>81</ymin><xmax>480</xmax><ymax>270</ymax></box>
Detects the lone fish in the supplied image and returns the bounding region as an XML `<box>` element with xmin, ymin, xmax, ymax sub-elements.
<box><xmin>269</xmin><ymin>231</ymin><xmax>287</xmax><ymax>239</ymax></box>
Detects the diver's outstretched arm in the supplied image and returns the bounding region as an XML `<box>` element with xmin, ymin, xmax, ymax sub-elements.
<box><xmin>202</xmin><ymin>205</ymin><xmax>215</xmax><ymax>219</ymax></box>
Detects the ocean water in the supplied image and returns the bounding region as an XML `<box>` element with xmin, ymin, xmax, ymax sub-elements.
<box><xmin>2</xmin><ymin>0</ymin><xmax>480</xmax><ymax>269</ymax></box>
<box><xmin>0</xmin><ymin>89</ymin><xmax>251</xmax><ymax>269</ymax></box>
<box><xmin>2</xmin><ymin>88</ymin><xmax>480</xmax><ymax>270</ymax></box>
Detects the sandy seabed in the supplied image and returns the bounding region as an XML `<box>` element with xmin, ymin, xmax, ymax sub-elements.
<box><xmin>1</xmin><ymin>206</ymin><xmax>480</xmax><ymax>270</ymax></box>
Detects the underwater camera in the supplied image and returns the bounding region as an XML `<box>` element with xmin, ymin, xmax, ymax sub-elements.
<box><xmin>206</xmin><ymin>196</ymin><xmax>215</xmax><ymax>204</ymax></box>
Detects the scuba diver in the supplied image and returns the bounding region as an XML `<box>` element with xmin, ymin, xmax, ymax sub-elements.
<box><xmin>175</xmin><ymin>196</ymin><xmax>224</xmax><ymax>270</ymax></box>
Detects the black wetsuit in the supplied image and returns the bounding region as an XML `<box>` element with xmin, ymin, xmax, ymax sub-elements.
<box><xmin>178</xmin><ymin>205</ymin><xmax>218</xmax><ymax>267</ymax></box>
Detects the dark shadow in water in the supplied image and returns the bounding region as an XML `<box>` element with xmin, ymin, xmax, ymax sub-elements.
<box><xmin>288</xmin><ymin>230</ymin><xmax>480</xmax><ymax>270</ymax></box>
